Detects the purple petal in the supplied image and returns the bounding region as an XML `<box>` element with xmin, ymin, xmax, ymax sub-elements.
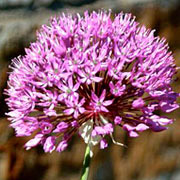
<box><xmin>132</xmin><ymin>98</ymin><xmax>145</xmax><ymax>109</ymax></box>
<box><xmin>100</xmin><ymin>106</ymin><xmax>109</xmax><ymax>112</ymax></box>
<box><xmin>64</xmin><ymin>108</ymin><xmax>74</xmax><ymax>115</ymax></box>
<box><xmin>93</xmin><ymin>64</ymin><xmax>101</xmax><ymax>74</ymax></box>
<box><xmin>59</xmin><ymin>84</ymin><xmax>68</xmax><ymax>92</ymax></box>
<box><xmin>56</xmin><ymin>140</ymin><xmax>68</xmax><ymax>152</ymax></box>
<box><xmin>53</xmin><ymin>122</ymin><xmax>69</xmax><ymax>133</ymax></box>
<box><xmin>103</xmin><ymin>100</ymin><xmax>113</xmax><ymax>106</ymax></box>
<box><xmin>160</xmin><ymin>101</ymin><xmax>179</xmax><ymax>113</ymax></box>
<box><xmin>91</xmin><ymin>129</ymin><xmax>98</xmax><ymax>137</ymax></box>
<box><xmin>40</xmin><ymin>122</ymin><xmax>53</xmax><ymax>134</ymax></box>
<box><xmin>71</xmin><ymin>120</ymin><xmax>79</xmax><ymax>127</ymax></box>
<box><xmin>79</xmin><ymin>107</ymin><xmax>85</xmax><ymax>114</ymax></box>
<box><xmin>123</xmin><ymin>124</ymin><xmax>135</xmax><ymax>131</ymax></box>
<box><xmin>73</xmin><ymin>110</ymin><xmax>79</xmax><ymax>119</ymax></box>
<box><xmin>129</xmin><ymin>131</ymin><xmax>139</xmax><ymax>137</ymax></box>
<box><xmin>151</xmin><ymin>115</ymin><xmax>173</xmax><ymax>126</ymax></box>
<box><xmin>58</xmin><ymin>93</ymin><xmax>65</xmax><ymax>101</ymax></box>
<box><xmin>25</xmin><ymin>134</ymin><xmax>44</xmax><ymax>150</ymax></box>
<box><xmin>79</xmin><ymin>77</ymin><xmax>87</xmax><ymax>83</ymax></box>
<box><xmin>43</xmin><ymin>136</ymin><xmax>56</xmax><ymax>153</ymax></box>
<box><xmin>104</xmin><ymin>123</ymin><xmax>113</xmax><ymax>134</ymax></box>
<box><xmin>68</xmin><ymin>76</ymin><xmax>73</xmax><ymax>89</ymax></box>
<box><xmin>44</xmin><ymin>108</ymin><xmax>57</xmax><ymax>116</ymax></box>
<box><xmin>79</xmin><ymin>97</ymin><xmax>85</xmax><ymax>106</ymax></box>
<box><xmin>114</xmin><ymin>116</ymin><xmax>122</xmax><ymax>125</ymax></box>
<box><xmin>73</xmin><ymin>82</ymin><xmax>80</xmax><ymax>91</ymax></box>
<box><xmin>91</xmin><ymin>76</ymin><xmax>103</xmax><ymax>83</ymax></box>
<box><xmin>135</xmin><ymin>123</ymin><xmax>149</xmax><ymax>132</ymax></box>
<box><xmin>157</xmin><ymin>117</ymin><xmax>173</xmax><ymax>126</ymax></box>
<box><xmin>85</xmin><ymin>66</ymin><xmax>90</xmax><ymax>73</ymax></box>
<box><xmin>87</xmin><ymin>79</ymin><xmax>92</xmax><ymax>85</ymax></box>
<box><xmin>100</xmin><ymin>89</ymin><xmax>106</xmax><ymax>102</ymax></box>
<box><xmin>91</xmin><ymin>91</ymin><xmax>99</xmax><ymax>102</ymax></box>
<box><xmin>78</xmin><ymin>70</ymin><xmax>86</xmax><ymax>78</ymax></box>
<box><xmin>100</xmin><ymin>139</ymin><xmax>108</xmax><ymax>149</ymax></box>
<box><xmin>145</xmin><ymin>118</ymin><xmax>168</xmax><ymax>132</ymax></box>
<box><xmin>94</xmin><ymin>126</ymin><xmax>106</xmax><ymax>135</ymax></box>
<box><xmin>151</xmin><ymin>124</ymin><xmax>168</xmax><ymax>132</ymax></box>
<box><xmin>109</xmin><ymin>81</ymin><xmax>115</xmax><ymax>89</ymax></box>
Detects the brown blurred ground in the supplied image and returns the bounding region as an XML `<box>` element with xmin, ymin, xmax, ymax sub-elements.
<box><xmin>0</xmin><ymin>1</ymin><xmax>180</xmax><ymax>180</ymax></box>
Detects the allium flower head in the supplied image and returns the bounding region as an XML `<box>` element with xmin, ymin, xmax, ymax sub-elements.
<box><xmin>5</xmin><ymin>11</ymin><xmax>179</xmax><ymax>153</ymax></box>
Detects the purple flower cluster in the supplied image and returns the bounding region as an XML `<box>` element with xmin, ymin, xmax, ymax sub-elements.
<box><xmin>5</xmin><ymin>11</ymin><xmax>179</xmax><ymax>153</ymax></box>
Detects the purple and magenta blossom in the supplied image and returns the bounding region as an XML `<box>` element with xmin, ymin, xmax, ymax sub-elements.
<box><xmin>89</xmin><ymin>90</ymin><xmax>114</xmax><ymax>113</ymax></box>
<box><xmin>25</xmin><ymin>134</ymin><xmax>44</xmax><ymax>150</ymax></box>
<box><xmin>100</xmin><ymin>139</ymin><xmax>108</xmax><ymax>149</ymax></box>
<box><xmin>132</xmin><ymin>97</ymin><xmax>145</xmax><ymax>109</ymax></box>
<box><xmin>56</xmin><ymin>140</ymin><xmax>68</xmax><ymax>152</ymax></box>
<box><xmin>5</xmin><ymin>10</ymin><xmax>179</xmax><ymax>153</ymax></box>
<box><xmin>109</xmin><ymin>81</ymin><xmax>126</xmax><ymax>97</ymax></box>
<box><xmin>58</xmin><ymin>76</ymin><xmax>80</xmax><ymax>101</ymax></box>
<box><xmin>43</xmin><ymin>136</ymin><xmax>56</xmax><ymax>153</ymax></box>
<box><xmin>64</xmin><ymin>94</ymin><xmax>86</xmax><ymax>118</ymax></box>
<box><xmin>53</xmin><ymin>122</ymin><xmax>69</xmax><ymax>133</ymax></box>
<box><xmin>114</xmin><ymin>116</ymin><xmax>122</xmax><ymax>125</ymax></box>
<box><xmin>91</xmin><ymin>123</ymin><xmax>114</xmax><ymax>137</ymax></box>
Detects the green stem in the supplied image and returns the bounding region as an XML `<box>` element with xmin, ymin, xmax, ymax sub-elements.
<box><xmin>80</xmin><ymin>145</ymin><xmax>91</xmax><ymax>180</ymax></box>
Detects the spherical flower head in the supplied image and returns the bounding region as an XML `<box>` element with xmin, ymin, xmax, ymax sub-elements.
<box><xmin>5</xmin><ymin>10</ymin><xmax>179</xmax><ymax>153</ymax></box>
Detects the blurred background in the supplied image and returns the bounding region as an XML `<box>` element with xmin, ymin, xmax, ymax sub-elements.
<box><xmin>0</xmin><ymin>0</ymin><xmax>180</xmax><ymax>180</ymax></box>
